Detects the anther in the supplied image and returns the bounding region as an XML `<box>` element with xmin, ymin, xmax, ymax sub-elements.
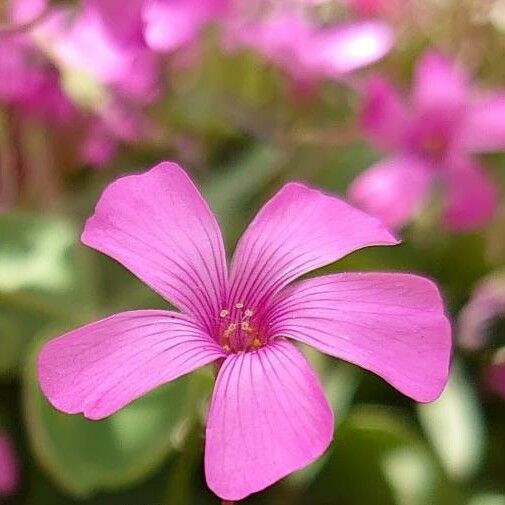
<box><xmin>235</xmin><ymin>302</ymin><xmax>244</xmax><ymax>309</ymax></box>
<box><xmin>252</xmin><ymin>338</ymin><xmax>262</xmax><ymax>348</ymax></box>
<box><xmin>241</xmin><ymin>321</ymin><xmax>250</xmax><ymax>331</ymax></box>
<box><xmin>219</xmin><ymin>309</ymin><xmax>229</xmax><ymax>318</ymax></box>
<box><xmin>244</xmin><ymin>308</ymin><xmax>253</xmax><ymax>317</ymax></box>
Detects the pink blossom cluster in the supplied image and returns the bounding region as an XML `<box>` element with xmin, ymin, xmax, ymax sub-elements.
<box><xmin>0</xmin><ymin>0</ymin><xmax>393</xmax><ymax>168</ymax></box>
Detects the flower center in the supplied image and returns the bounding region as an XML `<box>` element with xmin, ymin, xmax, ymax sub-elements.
<box><xmin>419</xmin><ymin>134</ymin><xmax>448</xmax><ymax>161</ymax></box>
<box><xmin>217</xmin><ymin>302</ymin><xmax>266</xmax><ymax>353</ymax></box>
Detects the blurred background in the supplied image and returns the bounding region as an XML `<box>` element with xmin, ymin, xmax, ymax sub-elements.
<box><xmin>2</xmin><ymin>0</ymin><xmax>505</xmax><ymax>503</ymax></box>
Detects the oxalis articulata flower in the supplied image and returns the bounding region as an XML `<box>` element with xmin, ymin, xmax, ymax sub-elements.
<box><xmin>38</xmin><ymin>162</ymin><xmax>452</xmax><ymax>501</ymax></box>
<box><xmin>350</xmin><ymin>51</ymin><xmax>505</xmax><ymax>232</ymax></box>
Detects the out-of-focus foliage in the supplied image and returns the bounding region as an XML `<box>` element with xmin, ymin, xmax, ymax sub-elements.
<box><xmin>2</xmin><ymin>0</ymin><xmax>505</xmax><ymax>504</ymax></box>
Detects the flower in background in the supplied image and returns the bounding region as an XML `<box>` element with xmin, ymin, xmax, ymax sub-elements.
<box><xmin>0</xmin><ymin>434</ymin><xmax>20</xmax><ymax>498</ymax></box>
<box><xmin>32</xmin><ymin>2</ymin><xmax>162</xmax><ymax>104</ymax></box>
<box><xmin>347</xmin><ymin>0</ymin><xmax>404</xmax><ymax>18</ymax></box>
<box><xmin>143</xmin><ymin>0</ymin><xmax>226</xmax><ymax>52</ymax></box>
<box><xmin>80</xmin><ymin>99</ymin><xmax>161</xmax><ymax>168</ymax></box>
<box><xmin>83</xmin><ymin>0</ymin><xmax>226</xmax><ymax>54</ymax></box>
<box><xmin>459</xmin><ymin>271</ymin><xmax>505</xmax><ymax>399</ymax></box>
<box><xmin>225</xmin><ymin>6</ymin><xmax>393</xmax><ymax>84</ymax></box>
<box><xmin>38</xmin><ymin>162</ymin><xmax>451</xmax><ymax>500</ymax></box>
<box><xmin>0</xmin><ymin>0</ymin><xmax>76</xmax><ymax>125</ymax></box>
<box><xmin>350</xmin><ymin>51</ymin><xmax>503</xmax><ymax>232</ymax></box>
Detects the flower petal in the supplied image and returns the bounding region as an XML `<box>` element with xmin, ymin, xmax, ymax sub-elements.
<box><xmin>304</xmin><ymin>21</ymin><xmax>393</xmax><ymax>76</ymax></box>
<box><xmin>443</xmin><ymin>160</ymin><xmax>499</xmax><ymax>231</ymax></box>
<box><xmin>412</xmin><ymin>51</ymin><xmax>469</xmax><ymax>116</ymax></box>
<box><xmin>458</xmin><ymin>93</ymin><xmax>505</xmax><ymax>153</ymax></box>
<box><xmin>458</xmin><ymin>272</ymin><xmax>505</xmax><ymax>350</ymax></box>
<box><xmin>360</xmin><ymin>76</ymin><xmax>409</xmax><ymax>150</ymax></box>
<box><xmin>349</xmin><ymin>156</ymin><xmax>433</xmax><ymax>230</ymax></box>
<box><xmin>38</xmin><ymin>310</ymin><xmax>225</xmax><ymax>420</ymax></box>
<box><xmin>0</xmin><ymin>435</ymin><xmax>19</xmax><ymax>498</ymax></box>
<box><xmin>81</xmin><ymin>162</ymin><xmax>228</xmax><ymax>329</ymax></box>
<box><xmin>269</xmin><ymin>273</ymin><xmax>452</xmax><ymax>402</ymax></box>
<box><xmin>228</xmin><ymin>182</ymin><xmax>398</xmax><ymax>311</ymax></box>
<box><xmin>143</xmin><ymin>0</ymin><xmax>222</xmax><ymax>52</ymax></box>
<box><xmin>205</xmin><ymin>339</ymin><xmax>333</xmax><ymax>501</ymax></box>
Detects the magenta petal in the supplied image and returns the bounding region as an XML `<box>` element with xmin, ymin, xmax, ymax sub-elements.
<box><xmin>81</xmin><ymin>162</ymin><xmax>228</xmax><ymax>328</ymax></box>
<box><xmin>349</xmin><ymin>156</ymin><xmax>433</xmax><ymax>230</ymax></box>
<box><xmin>228</xmin><ymin>182</ymin><xmax>398</xmax><ymax>310</ymax></box>
<box><xmin>360</xmin><ymin>76</ymin><xmax>409</xmax><ymax>150</ymax></box>
<box><xmin>305</xmin><ymin>21</ymin><xmax>393</xmax><ymax>76</ymax></box>
<box><xmin>0</xmin><ymin>435</ymin><xmax>19</xmax><ymax>498</ymax></box>
<box><xmin>458</xmin><ymin>93</ymin><xmax>505</xmax><ymax>153</ymax></box>
<box><xmin>269</xmin><ymin>273</ymin><xmax>452</xmax><ymax>402</ymax></box>
<box><xmin>38</xmin><ymin>310</ymin><xmax>225</xmax><ymax>419</ymax></box>
<box><xmin>205</xmin><ymin>339</ymin><xmax>334</xmax><ymax>501</ymax></box>
<box><xmin>443</xmin><ymin>161</ymin><xmax>499</xmax><ymax>231</ymax></box>
<box><xmin>412</xmin><ymin>51</ymin><xmax>469</xmax><ymax>116</ymax></box>
<box><xmin>458</xmin><ymin>273</ymin><xmax>505</xmax><ymax>350</ymax></box>
<box><xmin>143</xmin><ymin>0</ymin><xmax>222</xmax><ymax>52</ymax></box>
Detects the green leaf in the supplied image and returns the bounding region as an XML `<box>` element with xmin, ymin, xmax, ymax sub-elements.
<box><xmin>469</xmin><ymin>495</ymin><xmax>505</xmax><ymax>505</ymax></box>
<box><xmin>23</xmin><ymin>333</ymin><xmax>213</xmax><ymax>498</ymax></box>
<box><xmin>417</xmin><ymin>360</ymin><xmax>487</xmax><ymax>480</ymax></box>
<box><xmin>0</xmin><ymin>213</ymin><xmax>96</xmax><ymax>374</ymax></box>
<box><xmin>0</xmin><ymin>213</ymin><xmax>77</xmax><ymax>294</ymax></box>
<box><xmin>304</xmin><ymin>406</ymin><xmax>463</xmax><ymax>505</ymax></box>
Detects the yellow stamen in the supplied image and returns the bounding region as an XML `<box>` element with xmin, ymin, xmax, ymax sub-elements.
<box><xmin>252</xmin><ymin>338</ymin><xmax>262</xmax><ymax>348</ymax></box>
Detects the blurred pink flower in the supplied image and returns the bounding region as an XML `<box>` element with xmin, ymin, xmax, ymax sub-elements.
<box><xmin>347</xmin><ymin>0</ymin><xmax>404</xmax><ymax>17</ymax></box>
<box><xmin>459</xmin><ymin>272</ymin><xmax>505</xmax><ymax>399</ymax></box>
<box><xmin>80</xmin><ymin>100</ymin><xmax>160</xmax><ymax>167</ymax></box>
<box><xmin>83</xmin><ymin>0</ymin><xmax>226</xmax><ymax>53</ymax></box>
<box><xmin>350</xmin><ymin>51</ymin><xmax>503</xmax><ymax>231</ymax></box>
<box><xmin>459</xmin><ymin>271</ymin><xmax>505</xmax><ymax>351</ymax></box>
<box><xmin>0</xmin><ymin>1</ymin><xmax>76</xmax><ymax>124</ymax></box>
<box><xmin>38</xmin><ymin>163</ymin><xmax>451</xmax><ymax>500</ymax></box>
<box><xmin>225</xmin><ymin>10</ymin><xmax>393</xmax><ymax>83</ymax></box>
<box><xmin>143</xmin><ymin>0</ymin><xmax>226</xmax><ymax>52</ymax></box>
<box><xmin>36</xmin><ymin>3</ymin><xmax>161</xmax><ymax>103</ymax></box>
<box><xmin>0</xmin><ymin>434</ymin><xmax>20</xmax><ymax>498</ymax></box>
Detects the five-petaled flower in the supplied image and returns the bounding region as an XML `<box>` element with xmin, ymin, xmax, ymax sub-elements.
<box><xmin>38</xmin><ymin>162</ymin><xmax>452</xmax><ymax>501</ymax></box>
<box><xmin>350</xmin><ymin>51</ymin><xmax>505</xmax><ymax>231</ymax></box>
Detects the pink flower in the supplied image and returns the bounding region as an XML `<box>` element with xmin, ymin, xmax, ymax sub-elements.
<box><xmin>0</xmin><ymin>434</ymin><xmax>20</xmax><ymax>498</ymax></box>
<box><xmin>84</xmin><ymin>0</ymin><xmax>226</xmax><ymax>53</ymax></box>
<box><xmin>459</xmin><ymin>271</ymin><xmax>505</xmax><ymax>351</ymax></box>
<box><xmin>37</xmin><ymin>2</ymin><xmax>161</xmax><ymax>103</ymax></box>
<box><xmin>347</xmin><ymin>0</ymin><xmax>404</xmax><ymax>18</ymax></box>
<box><xmin>38</xmin><ymin>162</ymin><xmax>452</xmax><ymax>500</ymax></box>
<box><xmin>0</xmin><ymin>2</ymin><xmax>76</xmax><ymax>125</ymax></box>
<box><xmin>459</xmin><ymin>272</ymin><xmax>505</xmax><ymax>399</ymax></box>
<box><xmin>226</xmin><ymin>10</ymin><xmax>393</xmax><ymax>83</ymax></box>
<box><xmin>143</xmin><ymin>0</ymin><xmax>226</xmax><ymax>52</ymax></box>
<box><xmin>350</xmin><ymin>51</ymin><xmax>502</xmax><ymax>231</ymax></box>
